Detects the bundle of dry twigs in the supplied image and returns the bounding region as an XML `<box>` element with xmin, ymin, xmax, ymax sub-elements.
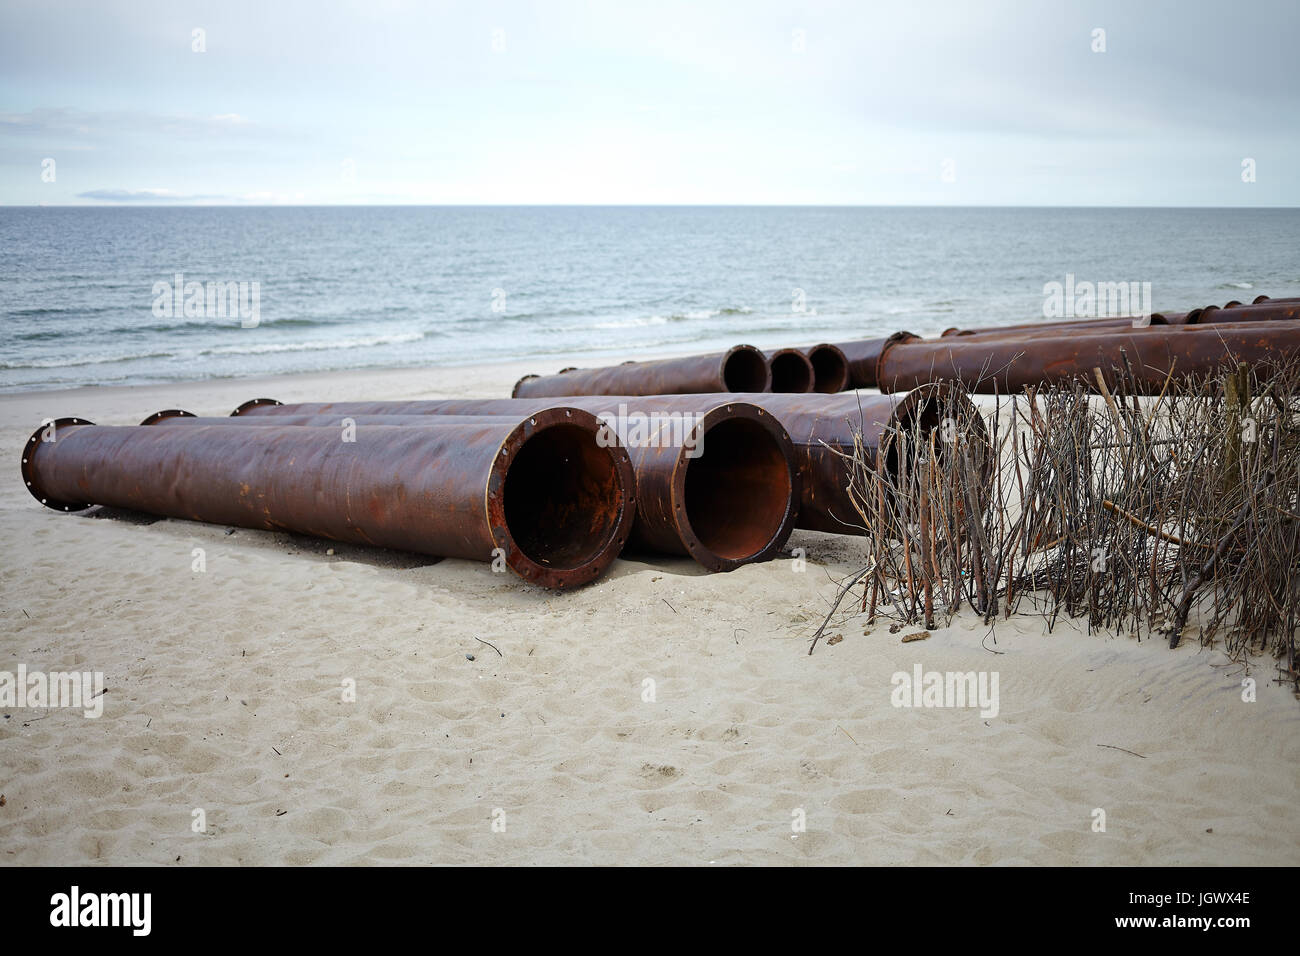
<box><xmin>830</xmin><ymin>356</ymin><xmax>1300</xmax><ymax>688</ymax></box>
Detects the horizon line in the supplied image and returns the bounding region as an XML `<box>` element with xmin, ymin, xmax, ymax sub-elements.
<box><xmin>6</xmin><ymin>202</ymin><xmax>1300</xmax><ymax>210</ymax></box>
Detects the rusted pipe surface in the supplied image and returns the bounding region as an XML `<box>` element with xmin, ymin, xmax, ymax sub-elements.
<box><xmin>23</xmin><ymin>409</ymin><xmax>635</xmax><ymax>588</ymax></box>
<box><xmin>238</xmin><ymin>390</ymin><xmax>986</xmax><ymax>538</ymax></box>
<box><xmin>835</xmin><ymin>332</ymin><xmax>919</xmax><ymax>389</ymax></box>
<box><xmin>511</xmin><ymin>344</ymin><xmax>771</xmax><ymax>397</ymax></box>
<box><xmin>238</xmin><ymin>400</ymin><xmax>796</xmax><ymax>569</ymax></box>
<box><xmin>876</xmin><ymin>321</ymin><xmax>1300</xmax><ymax>393</ymax></box>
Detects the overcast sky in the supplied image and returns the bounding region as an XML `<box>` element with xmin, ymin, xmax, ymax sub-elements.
<box><xmin>2</xmin><ymin>0</ymin><xmax>1297</xmax><ymax>205</ymax></box>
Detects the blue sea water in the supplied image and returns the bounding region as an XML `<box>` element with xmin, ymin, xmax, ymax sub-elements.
<box><xmin>1</xmin><ymin>205</ymin><xmax>1297</xmax><ymax>391</ymax></box>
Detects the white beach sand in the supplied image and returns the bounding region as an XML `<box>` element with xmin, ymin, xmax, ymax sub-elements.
<box><xmin>1</xmin><ymin>362</ymin><xmax>1296</xmax><ymax>866</ymax></box>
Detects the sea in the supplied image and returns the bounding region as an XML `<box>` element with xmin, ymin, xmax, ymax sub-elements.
<box><xmin>2</xmin><ymin>205</ymin><xmax>1297</xmax><ymax>392</ymax></box>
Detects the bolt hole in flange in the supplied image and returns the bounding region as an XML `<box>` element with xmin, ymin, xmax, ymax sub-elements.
<box><xmin>21</xmin><ymin>417</ymin><xmax>97</xmax><ymax>512</ymax></box>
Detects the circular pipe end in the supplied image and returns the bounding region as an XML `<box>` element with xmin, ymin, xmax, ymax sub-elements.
<box><xmin>721</xmin><ymin>345</ymin><xmax>772</xmax><ymax>392</ymax></box>
<box><xmin>873</xmin><ymin>331</ymin><xmax>922</xmax><ymax>394</ymax></box>
<box><xmin>805</xmin><ymin>344</ymin><xmax>850</xmax><ymax>393</ymax></box>
<box><xmin>769</xmin><ymin>348</ymin><xmax>815</xmax><ymax>393</ymax></box>
<box><xmin>139</xmin><ymin>409</ymin><xmax>197</xmax><ymax>426</ymax></box>
<box><xmin>1253</xmin><ymin>294</ymin><xmax>1271</xmax><ymax>305</ymax></box>
<box><xmin>485</xmin><ymin>407</ymin><xmax>636</xmax><ymax>588</ymax></box>
<box><xmin>670</xmin><ymin>402</ymin><xmax>798</xmax><ymax>572</ymax></box>
<box><xmin>230</xmin><ymin>398</ymin><xmax>283</xmax><ymax>416</ymax></box>
<box><xmin>21</xmin><ymin>417</ymin><xmax>97</xmax><ymax>512</ymax></box>
<box><xmin>768</xmin><ymin>348</ymin><xmax>815</xmax><ymax>393</ymax></box>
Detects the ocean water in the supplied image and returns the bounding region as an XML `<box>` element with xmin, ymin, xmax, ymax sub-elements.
<box><xmin>2</xmin><ymin>205</ymin><xmax>1298</xmax><ymax>392</ymax></box>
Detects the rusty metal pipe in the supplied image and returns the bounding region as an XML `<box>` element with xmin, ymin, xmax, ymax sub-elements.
<box><xmin>215</xmin><ymin>400</ymin><xmax>797</xmax><ymax>569</ymax></box>
<box><xmin>937</xmin><ymin>309</ymin><xmax>1300</xmax><ymax>339</ymax></box>
<box><xmin>768</xmin><ymin>348</ymin><xmax>816</xmax><ymax>393</ymax></box>
<box><xmin>941</xmin><ymin>318</ymin><xmax>1197</xmax><ymax>341</ymax></box>
<box><xmin>834</xmin><ymin>332</ymin><xmax>919</xmax><ymax>389</ymax></box>
<box><xmin>801</xmin><ymin>344</ymin><xmax>850</xmax><ymax>393</ymax></box>
<box><xmin>941</xmin><ymin>314</ymin><xmax>1181</xmax><ymax>337</ymax></box>
<box><xmin>941</xmin><ymin>300</ymin><xmax>1300</xmax><ymax>337</ymax></box>
<box><xmin>736</xmin><ymin>389</ymin><xmax>988</xmax><ymax>534</ymax></box>
<box><xmin>145</xmin><ymin>411</ymin><xmax>538</xmax><ymax>428</ymax></box>
<box><xmin>150</xmin><ymin>410</ymin><xmax>799</xmax><ymax>568</ymax></box>
<box><xmin>1187</xmin><ymin>302</ymin><xmax>1300</xmax><ymax>324</ymax></box>
<box><xmin>892</xmin><ymin>294</ymin><xmax>1300</xmax><ymax>341</ymax></box>
<box><xmin>236</xmin><ymin>389</ymin><xmax>986</xmax><ymax>537</ymax></box>
<box><xmin>21</xmin><ymin>409</ymin><xmax>636</xmax><ymax>589</ymax></box>
<box><xmin>875</xmin><ymin>321</ymin><xmax>1300</xmax><ymax>394</ymax></box>
<box><xmin>512</xmin><ymin>344</ymin><xmax>771</xmax><ymax>397</ymax></box>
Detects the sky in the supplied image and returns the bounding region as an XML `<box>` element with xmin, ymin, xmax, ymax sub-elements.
<box><xmin>1</xmin><ymin>0</ymin><xmax>1297</xmax><ymax>206</ymax></box>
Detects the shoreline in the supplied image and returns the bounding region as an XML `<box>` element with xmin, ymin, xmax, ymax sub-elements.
<box><xmin>0</xmin><ymin>361</ymin><xmax>546</xmax><ymax>427</ymax></box>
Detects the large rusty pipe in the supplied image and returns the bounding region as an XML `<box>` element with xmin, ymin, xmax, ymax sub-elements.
<box><xmin>235</xmin><ymin>389</ymin><xmax>986</xmax><ymax>537</ymax></box>
<box><xmin>801</xmin><ymin>344</ymin><xmax>850</xmax><ymax>393</ymax></box>
<box><xmin>210</xmin><ymin>401</ymin><xmax>797</xmax><ymax>570</ymax></box>
<box><xmin>144</xmin><ymin>411</ymin><xmax>540</xmax><ymax>428</ymax></box>
<box><xmin>737</xmin><ymin>389</ymin><xmax>987</xmax><ymax>535</ymax></box>
<box><xmin>875</xmin><ymin>321</ymin><xmax>1300</xmax><ymax>394</ymax></box>
<box><xmin>941</xmin><ymin>317</ymin><xmax>1203</xmax><ymax>341</ymax></box>
<box><xmin>941</xmin><ymin>300</ymin><xmax>1300</xmax><ymax>336</ymax></box>
<box><xmin>768</xmin><ymin>348</ymin><xmax>816</xmax><ymax>393</ymax></box>
<box><xmin>21</xmin><ymin>409</ymin><xmax>636</xmax><ymax>589</ymax></box>
<box><xmin>249</xmin><ymin>403</ymin><xmax>796</xmax><ymax>569</ymax></box>
<box><xmin>941</xmin><ymin>314</ymin><xmax>1181</xmax><ymax>337</ymax></box>
<box><xmin>834</xmin><ymin>332</ymin><xmax>919</xmax><ymax>389</ymax></box>
<box><xmin>937</xmin><ymin>310</ymin><xmax>1300</xmax><ymax>339</ymax></box>
<box><xmin>1186</xmin><ymin>301</ymin><xmax>1300</xmax><ymax>324</ymax></box>
<box><xmin>512</xmin><ymin>344</ymin><xmax>771</xmax><ymax>398</ymax></box>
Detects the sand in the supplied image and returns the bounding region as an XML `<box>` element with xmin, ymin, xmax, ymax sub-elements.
<box><xmin>1</xmin><ymin>361</ymin><xmax>1297</xmax><ymax>866</ymax></box>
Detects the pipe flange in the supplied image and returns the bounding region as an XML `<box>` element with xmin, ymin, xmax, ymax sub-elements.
<box><xmin>139</xmin><ymin>409</ymin><xmax>196</xmax><ymax>426</ymax></box>
<box><xmin>230</xmin><ymin>398</ymin><xmax>283</xmax><ymax>416</ymax></box>
<box><xmin>21</xmin><ymin>417</ymin><xmax>96</xmax><ymax>512</ymax></box>
<box><xmin>873</xmin><ymin>331</ymin><xmax>922</xmax><ymax>394</ymax></box>
<box><xmin>484</xmin><ymin>407</ymin><xmax>637</xmax><ymax>589</ymax></box>
<box><xmin>668</xmin><ymin>402</ymin><xmax>798</xmax><ymax>572</ymax></box>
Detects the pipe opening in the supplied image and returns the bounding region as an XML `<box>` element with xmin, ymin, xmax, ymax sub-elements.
<box><xmin>807</xmin><ymin>346</ymin><xmax>849</xmax><ymax>393</ymax></box>
<box><xmin>770</xmin><ymin>351</ymin><xmax>814</xmax><ymax>393</ymax></box>
<box><xmin>502</xmin><ymin>423</ymin><xmax>625</xmax><ymax>570</ymax></box>
<box><xmin>683</xmin><ymin>418</ymin><xmax>791</xmax><ymax>561</ymax></box>
<box><xmin>721</xmin><ymin>348</ymin><xmax>771</xmax><ymax>392</ymax></box>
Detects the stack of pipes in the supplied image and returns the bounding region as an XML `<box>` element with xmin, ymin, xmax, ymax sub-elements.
<box><xmin>22</xmin><ymin>388</ymin><xmax>986</xmax><ymax>585</ymax></box>
<box><xmin>23</xmin><ymin>293</ymin><xmax>1294</xmax><ymax>585</ymax></box>
<box><xmin>510</xmin><ymin>294</ymin><xmax>1300</xmax><ymax>395</ymax></box>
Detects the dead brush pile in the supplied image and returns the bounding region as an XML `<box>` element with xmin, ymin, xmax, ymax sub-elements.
<box><xmin>827</xmin><ymin>359</ymin><xmax>1300</xmax><ymax>689</ymax></box>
